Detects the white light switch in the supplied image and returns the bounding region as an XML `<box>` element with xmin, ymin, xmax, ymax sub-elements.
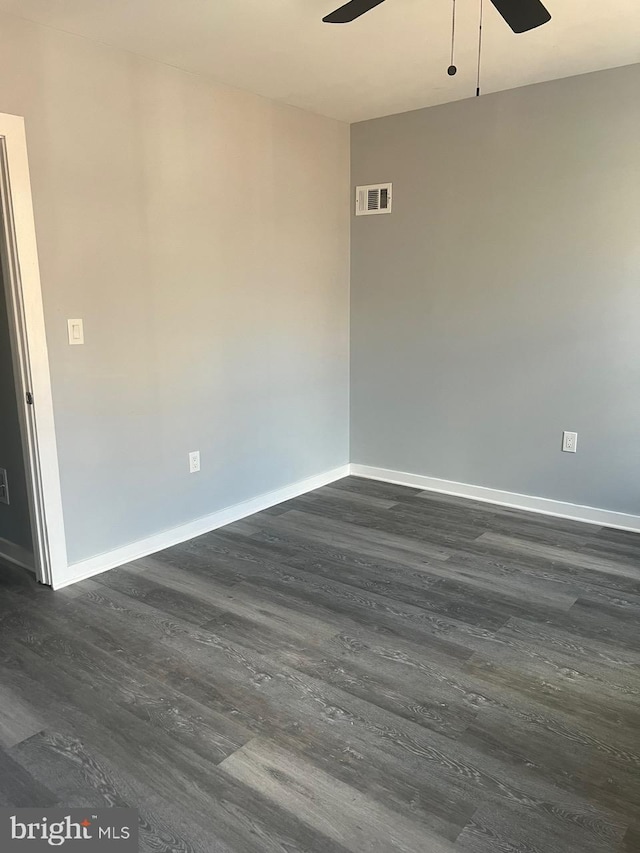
<box><xmin>67</xmin><ymin>319</ymin><xmax>84</xmax><ymax>345</ymax></box>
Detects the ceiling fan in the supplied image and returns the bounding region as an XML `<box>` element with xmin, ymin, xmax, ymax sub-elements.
<box><xmin>323</xmin><ymin>0</ymin><xmax>551</xmax><ymax>34</ymax></box>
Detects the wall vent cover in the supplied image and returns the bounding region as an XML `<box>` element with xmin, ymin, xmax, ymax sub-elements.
<box><xmin>355</xmin><ymin>183</ymin><xmax>392</xmax><ymax>216</ymax></box>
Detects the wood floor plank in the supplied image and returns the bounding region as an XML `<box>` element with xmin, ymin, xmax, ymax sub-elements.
<box><xmin>241</xmin><ymin>507</ymin><xmax>454</xmax><ymax>564</ymax></box>
<box><xmin>411</xmin><ymin>489</ymin><xmax>602</xmax><ymax>537</ymax></box>
<box><xmin>126</xmin><ymin>556</ymin><xmax>339</xmax><ymax>647</ymax></box>
<box><xmin>476</xmin><ymin>532</ymin><xmax>640</xmax><ymax>585</ymax></box>
<box><xmin>0</xmin><ymin>745</ymin><xmax>58</xmax><ymax>808</ymax></box>
<box><xmin>456</xmin><ymin>802</ymin><xmax>625</xmax><ymax>853</ymax></box>
<box><xmin>399</xmin><ymin>494</ymin><xmax>597</xmax><ymax>551</ymax></box>
<box><xmin>281</xmin><ymin>493</ymin><xmax>484</xmax><ymax>550</ymax></box>
<box><xmin>0</xmin><ymin>644</ymin><xmax>349</xmax><ymax>853</ymax></box>
<box><xmin>11</xmin><ymin>730</ymin><xmax>217</xmax><ymax>853</ymax></box>
<box><xmin>0</xmin><ymin>475</ymin><xmax>638</xmax><ymax>852</ymax></box>
<box><xmin>0</xmin><ymin>597</ymin><xmax>254</xmax><ymax>766</ymax></box>
<box><xmin>0</xmin><ymin>683</ymin><xmax>45</xmax><ymax>748</ymax></box>
<box><xmin>330</xmin><ymin>476</ymin><xmax>423</xmax><ymax>501</ymax></box>
<box><xmin>621</xmin><ymin>824</ymin><xmax>640</xmax><ymax>852</ymax></box>
<box><xmin>219</xmin><ymin>737</ymin><xmax>456</xmax><ymax>853</ymax></box>
<box><xmin>42</xmin><ymin>576</ymin><xmax>626</xmax><ymax>848</ymax></box>
<box><xmin>283</xmin><ymin>553</ymin><xmax>513</xmax><ymax>631</ymax></box>
<box><xmin>95</xmin><ymin>566</ymin><xmax>231</xmax><ymax>626</ymax></box>
<box><xmin>134</xmin><ymin>547</ymin><xmax>481</xmax><ymax>658</ymax></box>
<box><xmin>298</xmin><ymin>483</ymin><xmax>399</xmax><ymax>510</ymax></box>
<box><xmin>194</xmin><ymin>554</ymin><xmax>497</xmax><ymax>651</ymax></box>
<box><xmin>271</xmin><ymin>633</ymin><xmax>479</xmax><ymax>739</ymax></box>
<box><xmin>459</xmin><ymin>702</ymin><xmax>640</xmax><ymax>819</ymax></box>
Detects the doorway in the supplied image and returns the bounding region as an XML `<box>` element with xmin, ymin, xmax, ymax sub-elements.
<box><xmin>0</xmin><ymin>112</ymin><xmax>67</xmax><ymax>586</ymax></box>
<box><xmin>0</xmin><ymin>255</ymin><xmax>34</xmax><ymax>570</ymax></box>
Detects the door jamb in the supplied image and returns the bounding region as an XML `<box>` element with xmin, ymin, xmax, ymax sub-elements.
<box><xmin>0</xmin><ymin>112</ymin><xmax>67</xmax><ymax>586</ymax></box>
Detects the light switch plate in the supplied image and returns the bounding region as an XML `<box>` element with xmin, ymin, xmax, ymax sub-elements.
<box><xmin>67</xmin><ymin>319</ymin><xmax>84</xmax><ymax>345</ymax></box>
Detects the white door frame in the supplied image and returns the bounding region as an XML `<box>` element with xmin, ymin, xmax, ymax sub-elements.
<box><xmin>0</xmin><ymin>112</ymin><xmax>67</xmax><ymax>586</ymax></box>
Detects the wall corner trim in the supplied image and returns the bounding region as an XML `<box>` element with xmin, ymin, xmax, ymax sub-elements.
<box><xmin>350</xmin><ymin>464</ymin><xmax>640</xmax><ymax>534</ymax></box>
<box><xmin>55</xmin><ymin>464</ymin><xmax>350</xmax><ymax>589</ymax></box>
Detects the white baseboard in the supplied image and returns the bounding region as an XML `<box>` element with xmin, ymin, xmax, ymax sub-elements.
<box><xmin>55</xmin><ymin>464</ymin><xmax>350</xmax><ymax>589</ymax></box>
<box><xmin>54</xmin><ymin>460</ymin><xmax>640</xmax><ymax>589</ymax></box>
<box><xmin>0</xmin><ymin>537</ymin><xmax>35</xmax><ymax>572</ymax></box>
<box><xmin>350</xmin><ymin>464</ymin><xmax>640</xmax><ymax>534</ymax></box>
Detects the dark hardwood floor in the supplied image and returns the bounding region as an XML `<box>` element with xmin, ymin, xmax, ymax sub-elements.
<box><xmin>1</xmin><ymin>476</ymin><xmax>639</xmax><ymax>852</ymax></box>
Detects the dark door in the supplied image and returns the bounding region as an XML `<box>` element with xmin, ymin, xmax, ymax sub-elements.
<box><xmin>0</xmin><ymin>252</ymin><xmax>34</xmax><ymax>569</ymax></box>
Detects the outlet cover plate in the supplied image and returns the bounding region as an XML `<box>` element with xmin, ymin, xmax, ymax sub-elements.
<box><xmin>562</xmin><ymin>431</ymin><xmax>578</xmax><ymax>453</ymax></box>
<box><xmin>189</xmin><ymin>451</ymin><xmax>200</xmax><ymax>473</ymax></box>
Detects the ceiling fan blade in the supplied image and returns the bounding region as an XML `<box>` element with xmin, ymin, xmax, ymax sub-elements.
<box><xmin>323</xmin><ymin>0</ymin><xmax>387</xmax><ymax>24</ymax></box>
<box><xmin>489</xmin><ymin>0</ymin><xmax>551</xmax><ymax>33</ymax></box>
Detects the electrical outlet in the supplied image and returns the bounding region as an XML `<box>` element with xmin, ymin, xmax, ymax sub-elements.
<box><xmin>188</xmin><ymin>451</ymin><xmax>200</xmax><ymax>473</ymax></box>
<box><xmin>562</xmin><ymin>431</ymin><xmax>578</xmax><ymax>453</ymax></box>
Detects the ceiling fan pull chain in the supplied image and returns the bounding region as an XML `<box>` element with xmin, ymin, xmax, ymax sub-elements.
<box><xmin>447</xmin><ymin>0</ymin><xmax>458</xmax><ymax>76</ymax></box>
<box><xmin>476</xmin><ymin>0</ymin><xmax>484</xmax><ymax>96</ymax></box>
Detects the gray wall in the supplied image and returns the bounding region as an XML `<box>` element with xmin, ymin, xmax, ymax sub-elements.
<box><xmin>0</xmin><ymin>12</ymin><xmax>350</xmax><ymax>565</ymax></box>
<box><xmin>0</xmin><ymin>259</ymin><xmax>33</xmax><ymax>554</ymax></box>
<box><xmin>351</xmin><ymin>63</ymin><xmax>640</xmax><ymax>515</ymax></box>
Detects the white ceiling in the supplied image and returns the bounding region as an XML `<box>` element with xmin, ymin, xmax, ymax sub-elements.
<box><xmin>1</xmin><ymin>0</ymin><xmax>639</xmax><ymax>122</ymax></box>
